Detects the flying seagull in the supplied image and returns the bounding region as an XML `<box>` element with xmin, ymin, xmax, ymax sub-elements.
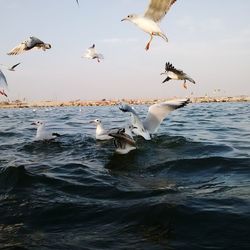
<box><xmin>31</xmin><ymin>121</ymin><xmax>60</xmax><ymax>141</ymax></box>
<box><xmin>0</xmin><ymin>63</ymin><xmax>21</xmax><ymax>71</ymax></box>
<box><xmin>121</xmin><ymin>0</ymin><xmax>177</xmax><ymax>50</ymax></box>
<box><xmin>109</xmin><ymin>128</ymin><xmax>136</xmax><ymax>154</ymax></box>
<box><xmin>120</xmin><ymin>99</ymin><xmax>189</xmax><ymax>140</ymax></box>
<box><xmin>0</xmin><ymin>69</ymin><xmax>8</xmax><ymax>97</ymax></box>
<box><xmin>161</xmin><ymin>62</ymin><xmax>196</xmax><ymax>89</ymax></box>
<box><xmin>83</xmin><ymin>44</ymin><xmax>104</xmax><ymax>62</ymax></box>
<box><xmin>7</xmin><ymin>37</ymin><xmax>51</xmax><ymax>56</ymax></box>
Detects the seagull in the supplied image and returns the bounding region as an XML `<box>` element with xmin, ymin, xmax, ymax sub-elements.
<box><xmin>31</xmin><ymin>121</ymin><xmax>60</xmax><ymax>141</ymax></box>
<box><xmin>7</xmin><ymin>37</ymin><xmax>51</xmax><ymax>56</ymax></box>
<box><xmin>161</xmin><ymin>62</ymin><xmax>196</xmax><ymax>89</ymax></box>
<box><xmin>109</xmin><ymin>128</ymin><xmax>136</xmax><ymax>154</ymax></box>
<box><xmin>120</xmin><ymin>99</ymin><xmax>189</xmax><ymax>140</ymax></box>
<box><xmin>83</xmin><ymin>44</ymin><xmax>104</xmax><ymax>62</ymax></box>
<box><xmin>90</xmin><ymin>119</ymin><xmax>121</xmax><ymax>140</ymax></box>
<box><xmin>121</xmin><ymin>0</ymin><xmax>177</xmax><ymax>50</ymax></box>
<box><xmin>0</xmin><ymin>63</ymin><xmax>21</xmax><ymax>71</ymax></box>
<box><xmin>0</xmin><ymin>69</ymin><xmax>8</xmax><ymax>97</ymax></box>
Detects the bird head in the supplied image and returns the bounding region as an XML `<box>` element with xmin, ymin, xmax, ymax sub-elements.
<box><xmin>121</xmin><ymin>14</ymin><xmax>136</xmax><ymax>22</ymax></box>
<box><xmin>89</xmin><ymin>119</ymin><xmax>101</xmax><ymax>125</ymax></box>
<box><xmin>31</xmin><ymin>121</ymin><xmax>44</xmax><ymax>127</ymax></box>
<box><xmin>45</xmin><ymin>44</ymin><xmax>52</xmax><ymax>49</ymax></box>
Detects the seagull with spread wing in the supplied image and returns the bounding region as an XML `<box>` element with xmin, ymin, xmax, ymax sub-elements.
<box><xmin>82</xmin><ymin>44</ymin><xmax>104</xmax><ymax>63</ymax></box>
<box><xmin>120</xmin><ymin>99</ymin><xmax>189</xmax><ymax>140</ymax></box>
<box><xmin>7</xmin><ymin>37</ymin><xmax>51</xmax><ymax>56</ymax></box>
<box><xmin>0</xmin><ymin>69</ymin><xmax>8</xmax><ymax>97</ymax></box>
<box><xmin>121</xmin><ymin>0</ymin><xmax>177</xmax><ymax>50</ymax></box>
<box><xmin>161</xmin><ymin>62</ymin><xmax>196</xmax><ymax>89</ymax></box>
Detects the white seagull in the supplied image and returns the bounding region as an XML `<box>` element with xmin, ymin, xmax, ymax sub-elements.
<box><xmin>121</xmin><ymin>0</ymin><xmax>177</xmax><ymax>50</ymax></box>
<box><xmin>161</xmin><ymin>62</ymin><xmax>196</xmax><ymax>89</ymax></box>
<box><xmin>0</xmin><ymin>69</ymin><xmax>8</xmax><ymax>97</ymax></box>
<box><xmin>83</xmin><ymin>44</ymin><xmax>104</xmax><ymax>62</ymax></box>
<box><xmin>7</xmin><ymin>37</ymin><xmax>51</xmax><ymax>56</ymax></box>
<box><xmin>0</xmin><ymin>63</ymin><xmax>21</xmax><ymax>71</ymax></box>
<box><xmin>109</xmin><ymin>128</ymin><xmax>137</xmax><ymax>154</ymax></box>
<box><xmin>31</xmin><ymin>121</ymin><xmax>60</xmax><ymax>141</ymax></box>
<box><xmin>120</xmin><ymin>99</ymin><xmax>189</xmax><ymax>140</ymax></box>
<box><xmin>90</xmin><ymin>119</ymin><xmax>113</xmax><ymax>140</ymax></box>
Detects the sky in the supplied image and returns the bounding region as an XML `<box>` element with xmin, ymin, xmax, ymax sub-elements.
<box><xmin>1</xmin><ymin>0</ymin><xmax>250</xmax><ymax>101</ymax></box>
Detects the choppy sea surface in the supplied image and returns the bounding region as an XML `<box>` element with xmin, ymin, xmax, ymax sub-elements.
<box><xmin>0</xmin><ymin>102</ymin><xmax>249</xmax><ymax>250</ymax></box>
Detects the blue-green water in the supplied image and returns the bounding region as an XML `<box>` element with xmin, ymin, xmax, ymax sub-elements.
<box><xmin>0</xmin><ymin>102</ymin><xmax>249</xmax><ymax>249</ymax></box>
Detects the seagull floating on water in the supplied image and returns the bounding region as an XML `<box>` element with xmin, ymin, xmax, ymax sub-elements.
<box><xmin>0</xmin><ymin>69</ymin><xmax>8</xmax><ymax>97</ymax></box>
<box><xmin>90</xmin><ymin>119</ymin><xmax>114</xmax><ymax>140</ymax></box>
<box><xmin>31</xmin><ymin>121</ymin><xmax>60</xmax><ymax>141</ymax></box>
<box><xmin>7</xmin><ymin>37</ymin><xmax>51</xmax><ymax>56</ymax></box>
<box><xmin>120</xmin><ymin>99</ymin><xmax>189</xmax><ymax>140</ymax></box>
<box><xmin>109</xmin><ymin>127</ymin><xmax>136</xmax><ymax>154</ymax></box>
<box><xmin>161</xmin><ymin>62</ymin><xmax>196</xmax><ymax>89</ymax></box>
<box><xmin>0</xmin><ymin>63</ymin><xmax>21</xmax><ymax>71</ymax></box>
<box><xmin>83</xmin><ymin>44</ymin><xmax>104</xmax><ymax>63</ymax></box>
<box><xmin>121</xmin><ymin>0</ymin><xmax>177</xmax><ymax>50</ymax></box>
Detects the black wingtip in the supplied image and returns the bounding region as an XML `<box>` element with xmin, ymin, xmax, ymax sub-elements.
<box><xmin>52</xmin><ymin>133</ymin><xmax>61</xmax><ymax>137</ymax></box>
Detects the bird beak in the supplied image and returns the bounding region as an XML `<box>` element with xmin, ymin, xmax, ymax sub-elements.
<box><xmin>89</xmin><ymin>120</ymin><xmax>95</xmax><ymax>124</ymax></box>
<box><xmin>121</xmin><ymin>17</ymin><xmax>127</xmax><ymax>22</ymax></box>
<box><xmin>31</xmin><ymin>122</ymin><xmax>36</xmax><ymax>125</ymax></box>
<box><xmin>160</xmin><ymin>72</ymin><xmax>165</xmax><ymax>75</ymax></box>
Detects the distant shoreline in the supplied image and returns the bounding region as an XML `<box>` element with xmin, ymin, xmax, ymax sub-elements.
<box><xmin>0</xmin><ymin>96</ymin><xmax>249</xmax><ymax>109</ymax></box>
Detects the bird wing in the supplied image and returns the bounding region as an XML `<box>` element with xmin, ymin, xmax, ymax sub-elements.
<box><xmin>11</xmin><ymin>62</ymin><xmax>21</xmax><ymax>70</ymax></box>
<box><xmin>143</xmin><ymin>99</ymin><xmax>189</xmax><ymax>134</ymax></box>
<box><xmin>0</xmin><ymin>69</ymin><xmax>8</xmax><ymax>87</ymax></box>
<box><xmin>119</xmin><ymin>103</ymin><xmax>144</xmax><ymax>129</ymax></box>
<box><xmin>144</xmin><ymin>0</ymin><xmax>177</xmax><ymax>22</ymax></box>
<box><xmin>84</xmin><ymin>45</ymin><xmax>97</xmax><ymax>58</ymax></box>
<box><xmin>27</xmin><ymin>37</ymin><xmax>45</xmax><ymax>48</ymax></box>
<box><xmin>97</xmin><ymin>53</ymin><xmax>104</xmax><ymax>59</ymax></box>
<box><xmin>119</xmin><ymin>103</ymin><xmax>151</xmax><ymax>140</ymax></box>
<box><xmin>7</xmin><ymin>42</ymin><xmax>27</xmax><ymax>55</ymax></box>
<box><xmin>165</xmin><ymin>62</ymin><xmax>184</xmax><ymax>75</ymax></box>
<box><xmin>109</xmin><ymin>129</ymin><xmax>136</xmax><ymax>147</ymax></box>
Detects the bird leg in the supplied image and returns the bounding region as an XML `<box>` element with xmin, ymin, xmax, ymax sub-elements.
<box><xmin>183</xmin><ymin>80</ymin><xmax>187</xmax><ymax>89</ymax></box>
<box><xmin>0</xmin><ymin>89</ymin><xmax>7</xmax><ymax>97</ymax></box>
<box><xmin>145</xmin><ymin>34</ymin><xmax>153</xmax><ymax>51</ymax></box>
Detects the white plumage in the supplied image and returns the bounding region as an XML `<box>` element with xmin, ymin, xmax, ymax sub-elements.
<box><xmin>120</xmin><ymin>99</ymin><xmax>189</xmax><ymax>140</ymax></box>
<box><xmin>161</xmin><ymin>62</ymin><xmax>196</xmax><ymax>89</ymax></box>
<box><xmin>0</xmin><ymin>69</ymin><xmax>8</xmax><ymax>97</ymax></box>
<box><xmin>7</xmin><ymin>37</ymin><xmax>51</xmax><ymax>55</ymax></box>
<box><xmin>83</xmin><ymin>44</ymin><xmax>104</xmax><ymax>62</ymax></box>
<box><xmin>31</xmin><ymin>121</ymin><xmax>60</xmax><ymax>141</ymax></box>
<box><xmin>121</xmin><ymin>0</ymin><xmax>177</xmax><ymax>50</ymax></box>
<box><xmin>0</xmin><ymin>70</ymin><xmax>7</xmax><ymax>87</ymax></box>
<box><xmin>90</xmin><ymin>119</ymin><xmax>113</xmax><ymax>140</ymax></box>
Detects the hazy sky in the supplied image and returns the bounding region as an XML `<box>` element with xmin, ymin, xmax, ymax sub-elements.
<box><xmin>1</xmin><ymin>0</ymin><xmax>250</xmax><ymax>101</ymax></box>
